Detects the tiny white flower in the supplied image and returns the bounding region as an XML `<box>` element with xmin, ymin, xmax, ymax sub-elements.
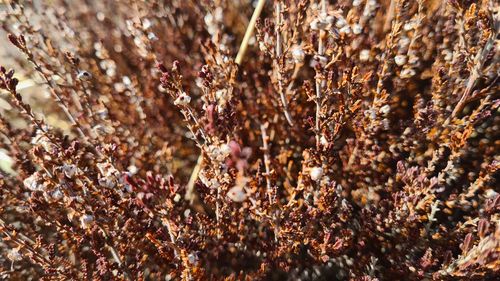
<box><xmin>258</xmin><ymin>41</ymin><xmax>267</xmax><ymax>52</ymax></box>
<box><xmin>97</xmin><ymin>162</ymin><xmax>118</xmax><ymax>177</ymax></box>
<box><xmin>364</xmin><ymin>1</ymin><xmax>378</xmax><ymax>17</ymax></box>
<box><xmin>122</xmin><ymin>76</ymin><xmax>132</xmax><ymax>85</ymax></box>
<box><xmin>215</xmin><ymin>89</ymin><xmax>227</xmax><ymax>100</ymax></box>
<box><xmin>408</xmin><ymin>56</ymin><xmax>419</xmax><ymax>65</ymax></box>
<box><xmin>204</xmin><ymin>13</ymin><xmax>214</xmax><ymax>26</ymax></box>
<box><xmin>263</xmin><ymin>33</ymin><xmax>272</xmax><ymax>46</ymax></box>
<box><xmin>485</xmin><ymin>189</ymin><xmax>498</xmax><ymax>199</ymax></box>
<box><xmin>215</xmin><ymin>89</ymin><xmax>231</xmax><ymax>112</ymax></box>
<box><xmin>7</xmin><ymin>248</ymin><xmax>22</xmax><ymax>262</ymax></box>
<box><xmin>335</xmin><ymin>17</ymin><xmax>347</xmax><ymax>28</ymax></box>
<box><xmin>207</xmin><ymin>144</ymin><xmax>231</xmax><ymax>162</ymax></box>
<box><xmin>31</xmin><ymin>133</ymin><xmax>57</xmax><ymax>154</ymax></box>
<box><xmin>51</xmin><ymin>188</ymin><xmax>64</xmax><ymax>200</ymax></box>
<box><xmin>404</xmin><ymin>21</ymin><xmax>415</xmax><ymax>31</ymax></box>
<box><xmin>23</xmin><ymin>173</ymin><xmax>45</xmax><ymax>191</ymax></box>
<box><xmin>80</xmin><ymin>214</ymin><xmax>94</xmax><ymax>228</ymax></box>
<box><xmin>214</xmin><ymin>7</ymin><xmax>224</xmax><ymax>22</ymax></box>
<box><xmin>442</xmin><ymin>50</ymin><xmax>453</xmax><ymax>62</ymax></box>
<box><xmin>174</xmin><ymin>92</ymin><xmax>191</xmax><ymax>106</ymax></box>
<box><xmin>352</xmin><ymin>24</ymin><xmax>362</xmax><ymax>35</ymax></box>
<box><xmin>400</xmin><ymin>68</ymin><xmax>416</xmax><ymax>78</ymax></box>
<box><xmin>359</xmin><ymin>49</ymin><xmax>370</xmax><ymax>62</ymax></box>
<box><xmin>173</xmin><ymin>193</ymin><xmax>181</xmax><ymax>202</ymax></box>
<box><xmin>99</xmin><ymin>177</ymin><xmax>115</xmax><ymax>188</ymax></box>
<box><xmin>325</xmin><ymin>15</ymin><xmax>335</xmax><ymax>25</ymax></box>
<box><xmin>339</xmin><ymin>25</ymin><xmax>351</xmax><ymax>34</ymax></box>
<box><xmin>399</xmin><ymin>36</ymin><xmax>411</xmax><ymax>49</ymax></box>
<box><xmin>312</xmin><ymin>55</ymin><xmax>328</xmax><ymax>68</ymax></box>
<box><xmin>369</xmin><ymin>109</ymin><xmax>377</xmax><ymax>120</ymax></box>
<box><xmin>310</xmin><ymin>19</ymin><xmax>320</xmax><ymax>30</ymax></box>
<box><xmin>77</xmin><ymin>70</ymin><xmax>92</xmax><ymax>81</ymax></box>
<box><xmin>227</xmin><ymin>186</ymin><xmax>247</xmax><ymax>202</ymax></box>
<box><xmin>220</xmin><ymin>143</ymin><xmax>231</xmax><ymax>156</ymax></box>
<box><xmin>62</xmin><ymin>164</ymin><xmax>78</xmax><ymax>178</ymax></box>
<box><xmin>394</xmin><ymin>55</ymin><xmax>407</xmax><ymax>66</ymax></box>
<box><xmin>379</xmin><ymin>104</ymin><xmax>391</xmax><ymax>115</ymax></box>
<box><xmin>187</xmin><ymin>253</ymin><xmax>198</xmax><ymax>264</ymax></box>
<box><xmin>309</xmin><ymin>167</ymin><xmax>323</xmax><ymax>181</ymax></box>
<box><xmin>310</xmin><ymin>17</ymin><xmax>331</xmax><ymax>30</ymax></box>
<box><xmin>292</xmin><ymin>46</ymin><xmax>305</xmax><ymax>64</ymax></box>
<box><xmin>320</xmin><ymin>135</ymin><xmax>329</xmax><ymax>147</ymax></box>
<box><xmin>127</xmin><ymin>165</ymin><xmax>138</xmax><ymax>175</ymax></box>
<box><xmin>142</xmin><ymin>19</ymin><xmax>152</xmax><ymax>29</ymax></box>
<box><xmin>147</xmin><ymin>32</ymin><xmax>158</xmax><ymax>41</ymax></box>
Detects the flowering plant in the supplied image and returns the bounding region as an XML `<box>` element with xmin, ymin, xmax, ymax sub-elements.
<box><xmin>0</xmin><ymin>0</ymin><xmax>498</xmax><ymax>280</ymax></box>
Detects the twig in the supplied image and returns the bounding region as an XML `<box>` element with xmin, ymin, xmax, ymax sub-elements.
<box><xmin>260</xmin><ymin>123</ymin><xmax>273</xmax><ymax>203</ymax></box>
<box><xmin>96</xmin><ymin>225</ymin><xmax>132</xmax><ymax>280</ymax></box>
<box><xmin>383</xmin><ymin>0</ymin><xmax>396</xmax><ymax>33</ymax></box>
<box><xmin>441</xmin><ymin>27</ymin><xmax>498</xmax><ymax>129</ymax></box>
<box><xmin>235</xmin><ymin>0</ymin><xmax>266</xmax><ymax>65</ymax></box>
<box><xmin>275</xmin><ymin>1</ymin><xmax>294</xmax><ymax>126</ymax></box>
<box><xmin>261</xmin><ymin>122</ymin><xmax>281</xmax><ymax>242</ymax></box>
<box><xmin>28</xmin><ymin>56</ymin><xmax>88</xmax><ymax>141</ymax></box>
<box><xmin>315</xmin><ymin>0</ymin><xmax>327</xmax><ymax>148</ymax></box>
<box><xmin>185</xmin><ymin>154</ymin><xmax>204</xmax><ymax>204</ymax></box>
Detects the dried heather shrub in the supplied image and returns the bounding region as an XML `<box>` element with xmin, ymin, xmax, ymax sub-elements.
<box><xmin>0</xmin><ymin>0</ymin><xmax>498</xmax><ymax>280</ymax></box>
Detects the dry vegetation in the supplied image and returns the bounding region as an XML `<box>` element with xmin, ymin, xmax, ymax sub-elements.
<box><xmin>0</xmin><ymin>0</ymin><xmax>499</xmax><ymax>280</ymax></box>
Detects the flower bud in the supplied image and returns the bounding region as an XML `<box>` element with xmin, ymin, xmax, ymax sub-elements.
<box><xmin>80</xmin><ymin>214</ymin><xmax>94</xmax><ymax>229</ymax></box>
<box><xmin>227</xmin><ymin>186</ymin><xmax>247</xmax><ymax>202</ymax></box>
<box><xmin>174</xmin><ymin>92</ymin><xmax>191</xmax><ymax>106</ymax></box>
<box><xmin>310</xmin><ymin>167</ymin><xmax>323</xmax><ymax>181</ymax></box>
<box><xmin>394</xmin><ymin>55</ymin><xmax>407</xmax><ymax>66</ymax></box>
<box><xmin>292</xmin><ymin>46</ymin><xmax>305</xmax><ymax>64</ymax></box>
<box><xmin>77</xmin><ymin>70</ymin><xmax>92</xmax><ymax>81</ymax></box>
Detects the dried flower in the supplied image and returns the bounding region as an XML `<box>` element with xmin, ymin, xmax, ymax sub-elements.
<box><xmin>309</xmin><ymin>167</ymin><xmax>324</xmax><ymax>181</ymax></box>
<box><xmin>360</xmin><ymin>49</ymin><xmax>371</xmax><ymax>61</ymax></box>
<box><xmin>320</xmin><ymin>135</ymin><xmax>329</xmax><ymax>146</ymax></box>
<box><xmin>310</xmin><ymin>15</ymin><xmax>334</xmax><ymax>31</ymax></box>
<box><xmin>379</xmin><ymin>104</ymin><xmax>390</xmax><ymax>115</ymax></box>
<box><xmin>227</xmin><ymin>186</ymin><xmax>246</xmax><ymax>202</ymax></box>
<box><xmin>76</xmin><ymin>70</ymin><xmax>92</xmax><ymax>81</ymax></box>
<box><xmin>394</xmin><ymin>55</ymin><xmax>407</xmax><ymax>66</ymax></box>
<box><xmin>80</xmin><ymin>214</ymin><xmax>94</xmax><ymax>229</ymax></box>
<box><xmin>31</xmin><ymin>132</ymin><xmax>57</xmax><ymax>154</ymax></box>
<box><xmin>0</xmin><ymin>1</ymin><xmax>498</xmax><ymax>280</ymax></box>
<box><xmin>62</xmin><ymin>164</ymin><xmax>77</xmax><ymax>178</ymax></box>
<box><xmin>174</xmin><ymin>92</ymin><xmax>191</xmax><ymax>106</ymax></box>
<box><xmin>23</xmin><ymin>173</ymin><xmax>45</xmax><ymax>191</ymax></box>
<box><xmin>173</xmin><ymin>193</ymin><xmax>181</xmax><ymax>202</ymax></box>
<box><xmin>206</xmin><ymin>143</ymin><xmax>231</xmax><ymax>162</ymax></box>
<box><xmin>292</xmin><ymin>46</ymin><xmax>306</xmax><ymax>64</ymax></box>
<box><xmin>51</xmin><ymin>188</ymin><xmax>64</xmax><ymax>201</ymax></box>
<box><xmin>98</xmin><ymin>177</ymin><xmax>115</xmax><ymax>188</ymax></box>
<box><xmin>7</xmin><ymin>248</ymin><xmax>22</xmax><ymax>262</ymax></box>
<box><xmin>400</xmin><ymin>68</ymin><xmax>416</xmax><ymax>78</ymax></box>
<box><xmin>352</xmin><ymin>24</ymin><xmax>362</xmax><ymax>35</ymax></box>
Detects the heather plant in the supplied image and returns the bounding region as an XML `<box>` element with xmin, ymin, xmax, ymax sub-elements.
<box><xmin>0</xmin><ymin>0</ymin><xmax>498</xmax><ymax>280</ymax></box>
